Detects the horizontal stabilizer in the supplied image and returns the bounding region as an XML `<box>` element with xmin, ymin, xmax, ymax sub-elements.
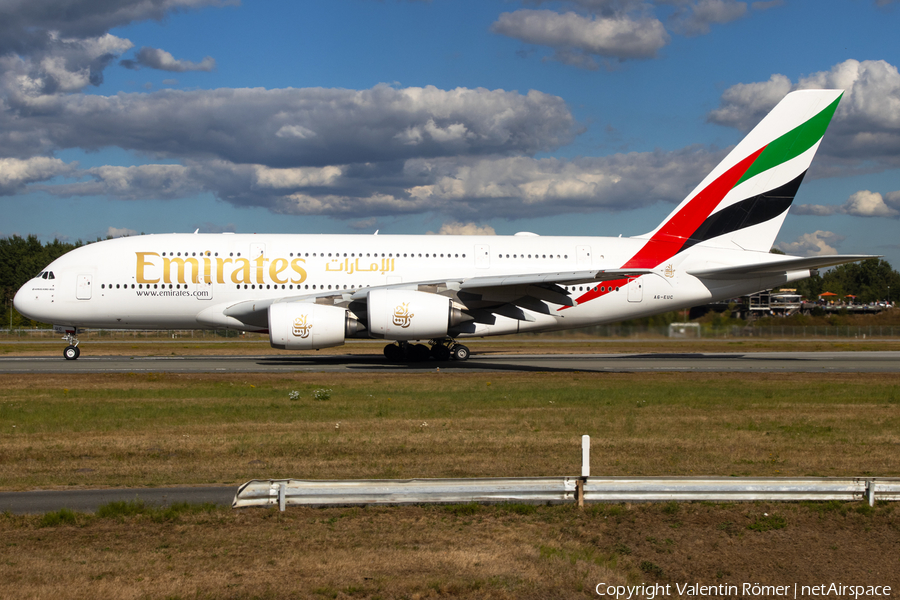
<box><xmin>687</xmin><ymin>255</ymin><xmax>877</xmax><ymax>280</ymax></box>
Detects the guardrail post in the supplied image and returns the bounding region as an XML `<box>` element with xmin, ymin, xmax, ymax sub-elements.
<box><xmin>578</xmin><ymin>435</ymin><xmax>590</xmax><ymax>508</ymax></box>
<box><xmin>866</xmin><ymin>479</ymin><xmax>875</xmax><ymax>507</ymax></box>
<box><xmin>278</xmin><ymin>482</ymin><xmax>286</xmax><ymax>512</ymax></box>
<box><xmin>582</xmin><ymin>435</ymin><xmax>590</xmax><ymax>477</ymax></box>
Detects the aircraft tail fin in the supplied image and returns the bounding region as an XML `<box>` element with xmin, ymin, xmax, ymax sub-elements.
<box><xmin>628</xmin><ymin>89</ymin><xmax>842</xmax><ymax>268</ymax></box>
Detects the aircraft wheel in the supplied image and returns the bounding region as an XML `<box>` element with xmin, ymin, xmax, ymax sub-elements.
<box><xmin>410</xmin><ymin>343</ymin><xmax>431</xmax><ymax>362</ymax></box>
<box><xmin>383</xmin><ymin>343</ymin><xmax>403</xmax><ymax>362</ymax></box>
<box><xmin>64</xmin><ymin>345</ymin><xmax>80</xmax><ymax>360</ymax></box>
<box><xmin>451</xmin><ymin>344</ymin><xmax>470</xmax><ymax>361</ymax></box>
<box><xmin>430</xmin><ymin>344</ymin><xmax>452</xmax><ymax>361</ymax></box>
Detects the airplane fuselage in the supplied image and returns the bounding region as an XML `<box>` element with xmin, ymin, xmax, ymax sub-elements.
<box><xmin>15</xmin><ymin>232</ymin><xmax>797</xmax><ymax>338</ymax></box>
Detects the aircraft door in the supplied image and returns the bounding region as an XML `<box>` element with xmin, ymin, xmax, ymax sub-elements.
<box><xmin>627</xmin><ymin>277</ymin><xmax>643</xmax><ymax>303</ymax></box>
<box><xmin>475</xmin><ymin>244</ymin><xmax>490</xmax><ymax>269</ymax></box>
<box><xmin>76</xmin><ymin>275</ymin><xmax>92</xmax><ymax>300</ymax></box>
<box><xmin>576</xmin><ymin>245</ymin><xmax>592</xmax><ymax>267</ymax></box>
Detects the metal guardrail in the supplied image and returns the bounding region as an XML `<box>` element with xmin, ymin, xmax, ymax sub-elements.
<box><xmin>233</xmin><ymin>477</ymin><xmax>577</xmax><ymax>510</ymax></box>
<box><xmin>582</xmin><ymin>477</ymin><xmax>900</xmax><ymax>503</ymax></box>
<box><xmin>233</xmin><ymin>476</ymin><xmax>900</xmax><ymax>511</ymax></box>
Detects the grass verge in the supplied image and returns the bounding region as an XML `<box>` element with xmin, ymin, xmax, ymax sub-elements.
<box><xmin>1</xmin><ymin>371</ymin><xmax>898</xmax><ymax>489</ymax></box>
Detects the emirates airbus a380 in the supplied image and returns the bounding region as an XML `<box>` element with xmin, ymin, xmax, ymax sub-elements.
<box><xmin>15</xmin><ymin>90</ymin><xmax>873</xmax><ymax>361</ymax></box>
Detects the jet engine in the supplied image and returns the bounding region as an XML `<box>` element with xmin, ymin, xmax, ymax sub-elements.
<box><xmin>366</xmin><ymin>289</ymin><xmax>470</xmax><ymax>340</ymax></box>
<box><xmin>268</xmin><ymin>302</ymin><xmax>362</xmax><ymax>350</ymax></box>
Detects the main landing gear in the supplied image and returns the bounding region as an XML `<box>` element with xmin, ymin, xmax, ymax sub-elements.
<box><xmin>62</xmin><ymin>330</ymin><xmax>81</xmax><ymax>360</ymax></box>
<box><xmin>382</xmin><ymin>339</ymin><xmax>470</xmax><ymax>362</ymax></box>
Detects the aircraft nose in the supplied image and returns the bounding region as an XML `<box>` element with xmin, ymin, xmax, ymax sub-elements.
<box><xmin>13</xmin><ymin>282</ymin><xmax>41</xmax><ymax>321</ymax></box>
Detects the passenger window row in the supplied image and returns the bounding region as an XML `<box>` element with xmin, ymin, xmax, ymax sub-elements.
<box><xmin>156</xmin><ymin>250</ymin><xmax>470</xmax><ymax>259</ymax></box>
<box><xmin>498</xmin><ymin>254</ymin><xmax>566</xmax><ymax>259</ymax></box>
<box><xmin>565</xmin><ymin>285</ymin><xmax>619</xmax><ymax>292</ymax></box>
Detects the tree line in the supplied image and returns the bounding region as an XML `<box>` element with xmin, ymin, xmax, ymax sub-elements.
<box><xmin>791</xmin><ymin>257</ymin><xmax>900</xmax><ymax>304</ymax></box>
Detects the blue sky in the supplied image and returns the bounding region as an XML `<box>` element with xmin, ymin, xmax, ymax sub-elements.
<box><xmin>2</xmin><ymin>0</ymin><xmax>899</xmax><ymax>265</ymax></box>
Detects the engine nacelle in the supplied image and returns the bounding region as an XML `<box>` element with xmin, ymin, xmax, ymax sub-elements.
<box><xmin>268</xmin><ymin>302</ymin><xmax>359</xmax><ymax>350</ymax></box>
<box><xmin>367</xmin><ymin>289</ymin><xmax>468</xmax><ymax>340</ymax></box>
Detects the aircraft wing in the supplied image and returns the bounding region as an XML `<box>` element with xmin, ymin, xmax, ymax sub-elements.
<box><xmin>214</xmin><ymin>268</ymin><xmax>657</xmax><ymax>329</ymax></box>
<box><xmin>456</xmin><ymin>268</ymin><xmax>655</xmax><ymax>289</ymax></box>
<box><xmin>686</xmin><ymin>255</ymin><xmax>877</xmax><ymax>280</ymax></box>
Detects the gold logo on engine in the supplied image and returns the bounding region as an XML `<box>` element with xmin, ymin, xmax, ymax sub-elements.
<box><xmin>292</xmin><ymin>315</ymin><xmax>312</xmax><ymax>338</ymax></box>
<box><xmin>392</xmin><ymin>303</ymin><xmax>414</xmax><ymax>328</ymax></box>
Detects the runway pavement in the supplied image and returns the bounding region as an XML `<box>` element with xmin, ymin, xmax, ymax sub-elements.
<box><xmin>1</xmin><ymin>350</ymin><xmax>899</xmax><ymax>374</ymax></box>
<box><xmin>0</xmin><ymin>487</ymin><xmax>236</xmax><ymax>515</ymax></box>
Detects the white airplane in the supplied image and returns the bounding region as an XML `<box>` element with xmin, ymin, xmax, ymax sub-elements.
<box><xmin>15</xmin><ymin>89</ymin><xmax>873</xmax><ymax>361</ymax></box>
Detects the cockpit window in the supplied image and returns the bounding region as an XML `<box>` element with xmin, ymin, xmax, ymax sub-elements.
<box><xmin>48</xmin><ymin>271</ymin><xmax>55</xmax><ymax>279</ymax></box>
<box><xmin>40</xmin><ymin>272</ymin><xmax>48</xmax><ymax>279</ymax></box>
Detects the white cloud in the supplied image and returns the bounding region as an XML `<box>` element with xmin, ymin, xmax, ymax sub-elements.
<box><xmin>776</xmin><ymin>231</ymin><xmax>845</xmax><ymax>256</ymax></box>
<box><xmin>492</xmin><ymin>1</ymin><xmax>777</xmax><ymax>69</ymax></box>
<box><xmin>792</xmin><ymin>189</ymin><xmax>900</xmax><ymax>219</ymax></box>
<box><xmin>0</xmin><ymin>33</ymin><xmax>134</xmax><ymax>98</ymax></box>
<box><xmin>120</xmin><ymin>47</ymin><xmax>216</xmax><ymax>72</ymax></box>
<box><xmin>401</xmin><ymin>148</ymin><xmax>718</xmax><ymax>217</ymax></box>
<box><xmin>708</xmin><ymin>60</ymin><xmax>900</xmax><ymax>172</ymax></box>
<box><xmin>349</xmin><ymin>217</ymin><xmax>378</xmax><ymax>231</ymax></box>
<box><xmin>0</xmin><ymin>85</ymin><xmax>577</xmax><ymax>166</ymax></box>
<box><xmin>492</xmin><ymin>10</ymin><xmax>669</xmax><ymax>67</ymax></box>
<box><xmin>275</xmin><ymin>125</ymin><xmax>317</xmax><ymax>139</ymax></box>
<box><xmin>24</xmin><ymin>143</ymin><xmax>722</xmax><ymax>220</ymax></box>
<box><xmin>254</xmin><ymin>165</ymin><xmax>343</xmax><ymax>189</ymax></box>
<box><xmin>107</xmin><ymin>226</ymin><xmax>137</xmax><ymax>238</ymax></box>
<box><xmin>843</xmin><ymin>190</ymin><xmax>900</xmax><ymax>217</ymax></box>
<box><xmin>669</xmin><ymin>0</ymin><xmax>748</xmax><ymax>36</ymax></box>
<box><xmin>0</xmin><ymin>0</ymin><xmax>232</xmax><ymax>56</ymax></box>
<box><xmin>791</xmin><ymin>204</ymin><xmax>839</xmax><ymax>217</ymax></box>
<box><xmin>38</xmin><ymin>164</ymin><xmax>201</xmax><ymax>200</ymax></box>
<box><xmin>706</xmin><ymin>73</ymin><xmax>794</xmax><ymax>130</ymax></box>
<box><xmin>429</xmin><ymin>222</ymin><xmax>497</xmax><ymax>235</ymax></box>
<box><xmin>0</xmin><ymin>157</ymin><xmax>75</xmax><ymax>194</ymax></box>
<box><xmin>273</xmin><ymin>192</ymin><xmax>427</xmax><ymax>217</ymax></box>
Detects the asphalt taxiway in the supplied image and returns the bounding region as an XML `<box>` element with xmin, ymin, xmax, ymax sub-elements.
<box><xmin>1</xmin><ymin>350</ymin><xmax>898</xmax><ymax>374</ymax></box>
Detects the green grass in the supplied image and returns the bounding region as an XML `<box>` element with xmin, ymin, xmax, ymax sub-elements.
<box><xmin>1</xmin><ymin>372</ymin><xmax>899</xmax><ymax>489</ymax></box>
<box><xmin>3</xmin><ymin>373</ymin><xmax>899</xmax><ymax>435</ymax></box>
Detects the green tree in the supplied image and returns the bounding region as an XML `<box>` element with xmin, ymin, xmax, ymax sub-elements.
<box><xmin>820</xmin><ymin>258</ymin><xmax>900</xmax><ymax>304</ymax></box>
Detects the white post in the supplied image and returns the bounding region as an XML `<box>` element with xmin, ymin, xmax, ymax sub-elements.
<box><xmin>278</xmin><ymin>482</ymin><xmax>286</xmax><ymax>512</ymax></box>
<box><xmin>581</xmin><ymin>435</ymin><xmax>590</xmax><ymax>477</ymax></box>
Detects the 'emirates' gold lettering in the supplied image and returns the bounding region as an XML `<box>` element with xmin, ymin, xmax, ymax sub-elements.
<box><xmin>136</xmin><ymin>252</ymin><xmax>160</xmax><ymax>284</ymax></box>
<box><xmin>290</xmin><ymin>258</ymin><xmax>307</xmax><ymax>284</ymax></box>
<box><xmin>163</xmin><ymin>257</ymin><xmax>200</xmax><ymax>284</ymax></box>
<box><xmin>216</xmin><ymin>258</ymin><xmax>232</xmax><ymax>284</ymax></box>
<box><xmin>269</xmin><ymin>258</ymin><xmax>288</xmax><ymax>284</ymax></box>
<box><xmin>230</xmin><ymin>258</ymin><xmax>251</xmax><ymax>284</ymax></box>
<box><xmin>135</xmin><ymin>253</ymin><xmax>319</xmax><ymax>287</ymax></box>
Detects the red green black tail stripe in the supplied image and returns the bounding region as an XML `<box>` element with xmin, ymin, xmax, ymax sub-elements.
<box><xmin>563</xmin><ymin>94</ymin><xmax>841</xmax><ymax>310</ymax></box>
